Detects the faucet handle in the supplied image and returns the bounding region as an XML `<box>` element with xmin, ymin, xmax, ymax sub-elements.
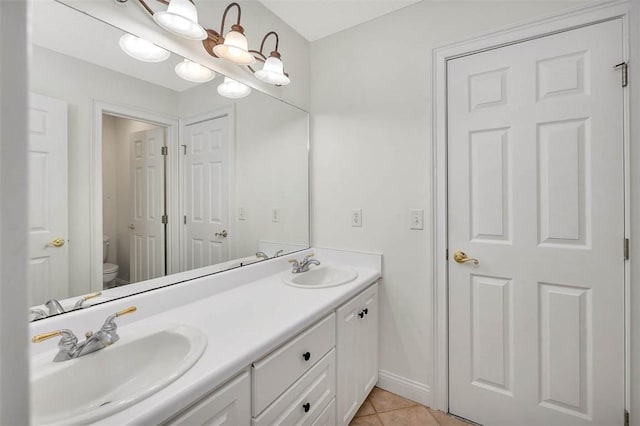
<box><xmin>72</xmin><ymin>291</ymin><xmax>102</xmax><ymax>310</ymax></box>
<box><xmin>32</xmin><ymin>329</ymin><xmax>77</xmax><ymax>344</ymax></box>
<box><xmin>303</xmin><ymin>252</ymin><xmax>315</xmax><ymax>260</ymax></box>
<box><xmin>101</xmin><ymin>306</ymin><xmax>137</xmax><ymax>330</ymax></box>
<box><xmin>116</xmin><ymin>306</ymin><xmax>137</xmax><ymax>317</ymax></box>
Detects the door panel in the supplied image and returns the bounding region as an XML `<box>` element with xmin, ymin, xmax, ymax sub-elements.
<box><xmin>184</xmin><ymin>115</ymin><xmax>230</xmax><ymax>270</ymax></box>
<box><xmin>447</xmin><ymin>19</ymin><xmax>624</xmax><ymax>426</ymax></box>
<box><xmin>28</xmin><ymin>93</ymin><xmax>69</xmax><ymax>305</ymax></box>
<box><xmin>129</xmin><ymin>127</ymin><xmax>165</xmax><ymax>282</ymax></box>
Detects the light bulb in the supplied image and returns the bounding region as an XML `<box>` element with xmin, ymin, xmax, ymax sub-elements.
<box><xmin>255</xmin><ymin>54</ymin><xmax>290</xmax><ymax>85</ymax></box>
<box><xmin>175</xmin><ymin>59</ymin><xmax>215</xmax><ymax>83</ymax></box>
<box><xmin>213</xmin><ymin>25</ymin><xmax>255</xmax><ymax>65</ymax></box>
<box><xmin>153</xmin><ymin>0</ymin><xmax>206</xmax><ymax>40</ymax></box>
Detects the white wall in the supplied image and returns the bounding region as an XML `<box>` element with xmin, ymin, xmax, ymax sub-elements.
<box><xmin>310</xmin><ymin>0</ymin><xmax>579</xmax><ymax>404</ymax></box>
<box><xmin>0</xmin><ymin>0</ymin><xmax>29</xmax><ymax>423</ymax></box>
<box><xmin>30</xmin><ymin>45</ymin><xmax>180</xmax><ymax>297</ymax></box>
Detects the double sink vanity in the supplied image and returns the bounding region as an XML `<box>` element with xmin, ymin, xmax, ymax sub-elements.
<box><xmin>29</xmin><ymin>248</ymin><xmax>382</xmax><ymax>425</ymax></box>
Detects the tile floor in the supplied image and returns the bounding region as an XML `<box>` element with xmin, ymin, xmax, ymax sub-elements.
<box><xmin>349</xmin><ymin>387</ymin><xmax>473</xmax><ymax>426</ymax></box>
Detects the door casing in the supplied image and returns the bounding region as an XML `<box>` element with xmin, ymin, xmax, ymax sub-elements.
<box><xmin>431</xmin><ymin>0</ymin><xmax>631</xmax><ymax>413</ymax></box>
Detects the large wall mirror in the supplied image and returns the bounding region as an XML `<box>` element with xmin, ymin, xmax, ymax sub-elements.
<box><xmin>28</xmin><ymin>0</ymin><xmax>309</xmax><ymax>320</ymax></box>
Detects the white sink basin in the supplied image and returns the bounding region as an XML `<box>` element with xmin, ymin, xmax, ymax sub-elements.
<box><xmin>282</xmin><ymin>265</ymin><xmax>358</xmax><ymax>288</ymax></box>
<box><xmin>31</xmin><ymin>324</ymin><xmax>207</xmax><ymax>425</ymax></box>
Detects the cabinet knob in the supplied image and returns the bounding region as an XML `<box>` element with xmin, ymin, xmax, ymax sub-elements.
<box><xmin>358</xmin><ymin>311</ymin><xmax>364</xmax><ymax>318</ymax></box>
<box><xmin>303</xmin><ymin>402</ymin><xmax>311</xmax><ymax>413</ymax></box>
<box><xmin>302</xmin><ymin>351</ymin><xmax>311</xmax><ymax>361</ymax></box>
<box><xmin>363</xmin><ymin>308</ymin><xmax>369</xmax><ymax>315</ymax></box>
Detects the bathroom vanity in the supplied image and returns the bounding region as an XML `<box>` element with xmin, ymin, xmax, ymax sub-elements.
<box><xmin>28</xmin><ymin>248</ymin><xmax>381</xmax><ymax>425</ymax></box>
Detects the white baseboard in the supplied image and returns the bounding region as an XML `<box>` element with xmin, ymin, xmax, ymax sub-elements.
<box><xmin>376</xmin><ymin>370</ymin><xmax>432</xmax><ymax>407</ymax></box>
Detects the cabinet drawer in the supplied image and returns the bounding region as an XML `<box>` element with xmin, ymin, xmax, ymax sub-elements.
<box><xmin>311</xmin><ymin>398</ymin><xmax>335</xmax><ymax>426</ymax></box>
<box><xmin>253</xmin><ymin>349</ymin><xmax>335</xmax><ymax>426</ymax></box>
<box><xmin>162</xmin><ymin>370</ymin><xmax>250</xmax><ymax>425</ymax></box>
<box><xmin>252</xmin><ymin>313</ymin><xmax>335</xmax><ymax>415</ymax></box>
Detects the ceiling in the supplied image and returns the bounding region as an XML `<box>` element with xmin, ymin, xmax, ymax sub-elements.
<box><xmin>257</xmin><ymin>0</ymin><xmax>422</xmax><ymax>42</ymax></box>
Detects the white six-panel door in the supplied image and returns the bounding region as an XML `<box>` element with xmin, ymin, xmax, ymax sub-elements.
<box><xmin>447</xmin><ymin>20</ymin><xmax>624</xmax><ymax>425</ymax></box>
<box><xmin>129</xmin><ymin>127</ymin><xmax>166</xmax><ymax>282</ymax></box>
<box><xmin>183</xmin><ymin>115</ymin><xmax>230</xmax><ymax>270</ymax></box>
<box><xmin>28</xmin><ymin>93</ymin><xmax>69</xmax><ymax>306</ymax></box>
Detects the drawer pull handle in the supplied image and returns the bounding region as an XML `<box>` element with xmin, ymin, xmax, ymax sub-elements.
<box><xmin>302</xmin><ymin>351</ymin><xmax>311</xmax><ymax>361</ymax></box>
<box><xmin>358</xmin><ymin>311</ymin><xmax>364</xmax><ymax>318</ymax></box>
<box><xmin>303</xmin><ymin>402</ymin><xmax>311</xmax><ymax>413</ymax></box>
<box><xmin>363</xmin><ymin>308</ymin><xmax>369</xmax><ymax>315</ymax></box>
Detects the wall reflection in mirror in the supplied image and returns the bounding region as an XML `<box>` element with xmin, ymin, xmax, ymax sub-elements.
<box><xmin>28</xmin><ymin>0</ymin><xmax>309</xmax><ymax>320</ymax></box>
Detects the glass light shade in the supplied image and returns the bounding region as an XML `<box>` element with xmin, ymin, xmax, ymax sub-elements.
<box><xmin>217</xmin><ymin>77</ymin><xmax>251</xmax><ymax>98</ymax></box>
<box><xmin>175</xmin><ymin>59</ymin><xmax>215</xmax><ymax>83</ymax></box>
<box><xmin>153</xmin><ymin>0</ymin><xmax>206</xmax><ymax>40</ymax></box>
<box><xmin>255</xmin><ymin>56</ymin><xmax>290</xmax><ymax>86</ymax></box>
<box><xmin>213</xmin><ymin>29</ymin><xmax>255</xmax><ymax>65</ymax></box>
<box><xmin>118</xmin><ymin>34</ymin><xmax>170</xmax><ymax>63</ymax></box>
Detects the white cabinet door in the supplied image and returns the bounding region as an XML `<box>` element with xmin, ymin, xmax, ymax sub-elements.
<box><xmin>336</xmin><ymin>282</ymin><xmax>379</xmax><ymax>426</ymax></box>
<box><xmin>163</xmin><ymin>371</ymin><xmax>251</xmax><ymax>426</ymax></box>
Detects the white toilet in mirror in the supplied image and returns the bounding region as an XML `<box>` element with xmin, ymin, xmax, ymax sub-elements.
<box><xmin>103</xmin><ymin>235</ymin><xmax>119</xmax><ymax>287</ymax></box>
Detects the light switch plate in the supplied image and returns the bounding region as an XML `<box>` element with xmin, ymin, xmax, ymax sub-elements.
<box><xmin>410</xmin><ymin>209</ymin><xmax>424</xmax><ymax>230</ymax></box>
<box><xmin>352</xmin><ymin>209</ymin><xmax>362</xmax><ymax>227</ymax></box>
<box><xmin>272</xmin><ymin>208</ymin><xmax>280</xmax><ymax>223</ymax></box>
<box><xmin>238</xmin><ymin>207</ymin><xmax>246</xmax><ymax>221</ymax></box>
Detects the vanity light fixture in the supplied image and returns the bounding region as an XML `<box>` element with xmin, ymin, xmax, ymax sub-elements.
<box><xmin>175</xmin><ymin>58</ymin><xmax>215</xmax><ymax>82</ymax></box>
<box><xmin>217</xmin><ymin>77</ymin><xmax>251</xmax><ymax>98</ymax></box>
<box><xmin>203</xmin><ymin>3</ymin><xmax>255</xmax><ymax>65</ymax></box>
<box><xmin>150</xmin><ymin>0</ymin><xmax>207</xmax><ymax>40</ymax></box>
<box><xmin>134</xmin><ymin>0</ymin><xmax>292</xmax><ymax>84</ymax></box>
<box><xmin>119</xmin><ymin>34</ymin><xmax>171</xmax><ymax>62</ymax></box>
<box><xmin>252</xmin><ymin>32</ymin><xmax>290</xmax><ymax>86</ymax></box>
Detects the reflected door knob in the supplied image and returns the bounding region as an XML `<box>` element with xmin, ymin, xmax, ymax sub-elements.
<box><xmin>128</xmin><ymin>224</ymin><xmax>135</xmax><ymax>230</ymax></box>
<box><xmin>215</xmin><ymin>230</ymin><xmax>228</xmax><ymax>238</ymax></box>
<box><xmin>46</xmin><ymin>238</ymin><xmax>65</xmax><ymax>248</ymax></box>
<box><xmin>453</xmin><ymin>250</ymin><xmax>479</xmax><ymax>265</ymax></box>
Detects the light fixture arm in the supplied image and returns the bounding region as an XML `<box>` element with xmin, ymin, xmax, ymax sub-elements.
<box><xmin>218</xmin><ymin>2</ymin><xmax>242</xmax><ymax>35</ymax></box>
<box><xmin>259</xmin><ymin>31</ymin><xmax>279</xmax><ymax>56</ymax></box>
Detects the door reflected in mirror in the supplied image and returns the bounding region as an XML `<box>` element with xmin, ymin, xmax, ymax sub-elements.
<box><xmin>28</xmin><ymin>0</ymin><xmax>309</xmax><ymax>319</ymax></box>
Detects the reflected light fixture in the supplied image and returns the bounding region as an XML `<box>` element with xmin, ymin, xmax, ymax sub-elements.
<box><xmin>204</xmin><ymin>3</ymin><xmax>255</xmax><ymax>65</ymax></box>
<box><xmin>252</xmin><ymin>32</ymin><xmax>290</xmax><ymax>86</ymax></box>
<box><xmin>150</xmin><ymin>0</ymin><xmax>207</xmax><ymax>40</ymax></box>
<box><xmin>217</xmin><ymin>77</ymin><xmax>251</xmax><ymax>98</ymax></box>
<box><xmin>119</xmin><ymin>34</ymin><xmax>171</xmax><ymax>62</ymax></box>
<box><xmin>175</xmin><ymin>59</ymin><xmax>215</xmax><ymax>83</ymax></box>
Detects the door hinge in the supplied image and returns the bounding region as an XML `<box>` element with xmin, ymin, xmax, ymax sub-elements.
<box><xmin>445</xmin><ymin>249</ymin><xmax>449</xmax><ymax>260</ymax></box>
<box><xmin>625</xmin><ymin>238</ymin><xmax>630</xmax><ymax>260</ymax></box>
<box><xmin>614</xmin><ymin>62</ymin><xmax>628</xmax><ymax>87</ymax></box>
<box><xmin>183</xmin><ymin>215</ymin><xmax>187</xmax><ymax>225</ymax></box>
<box><xmin>625</xmin><ymin>409</ymin><xmax>629</xmax><ymax>426</ymax></box>
<box><xmin>181</xmin><ymin>144</ymin><xmax>187</xmax><ymax>155</ymax></box>
<box><xmin>161</xmin><ymin>214</ymin><xmax>168</xmax><ymax>224</ymax></box>
<box><xmin>161</xmin><ymin>146</ymin><xmax>168</xmax><ymax>156</ymax></box>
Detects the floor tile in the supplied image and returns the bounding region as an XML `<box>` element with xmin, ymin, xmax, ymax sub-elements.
<box><xmin>428</xmin><ymin>408</ymin><xmax>472</xmax><ymax>425</ymax></box>
<box><xmin>350</xmin><ymin>413</ymin><xmax>384</xmax><ymax>426</ymax></box>
<box><xmin>377</xmin><ymin>405</ymin><xmax>439</xmax><ymax>426</ymax></box>
<box><xmin>355</xmin><ymin>399</ymin><xmax>376</xmax><ymax>417</ymax></box>
<box><xmin>367</xmin><ymin>387</ymin><xmax>417</xmax><ymax>413</ymax></box>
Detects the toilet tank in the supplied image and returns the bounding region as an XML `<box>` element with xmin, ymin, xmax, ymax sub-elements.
<box><xmin>103</xmin><ymin>235</ymin><xmax>110</xmax><ymax>263</ymax></box>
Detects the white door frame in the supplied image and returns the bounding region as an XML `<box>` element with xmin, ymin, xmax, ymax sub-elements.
<box><xmin>179</xmin><ymin>105</ymin><xmax>236</xmax><ymax>271</ymax></box>
<box><xmin>91</xmin><ymin>100</ymin><xmax>179</xmax><ymax>291</ymax></box>
<box><xmin>431</xmin><ymin>0</ymin><xmax>631</xmax><ymax>413</ymax></box>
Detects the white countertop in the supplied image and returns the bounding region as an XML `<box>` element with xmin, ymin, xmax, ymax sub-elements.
<box><xmin>29</xmin><ymin>248</ymin><xmax>382</xmax><ymax>425</ymax></box>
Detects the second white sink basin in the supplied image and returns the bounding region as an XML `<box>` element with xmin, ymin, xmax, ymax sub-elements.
<box><xmin>31</xmin><ymin>324</ymin><xmax>207</xmax><ymax>425</ymax></box>
<box><xmin>282</xmin><ymin>265</ymin><xmax>358</xmax><ymax>288</ymax></box>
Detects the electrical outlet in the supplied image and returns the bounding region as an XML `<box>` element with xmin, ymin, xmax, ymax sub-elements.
<box><xmin>351</xmin><ymin>209</ymin><xmax>362</xmax><ymax>227</ymax></box>
<box><xmin>410</xmin><ymin>209</ymin><xmax>424</xmax><ymax>230</ymax></box>
<box><xmin>238</xmin><ymin>207</ymin><xmax>246</xmax><ymax>221</ymax></box>
<box><xmin>272</xmin><ymin>208</ymin><xmax>280</xmax><ymax>223</ymax></box>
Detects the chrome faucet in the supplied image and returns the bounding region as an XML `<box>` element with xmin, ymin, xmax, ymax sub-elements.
<box><xmin>256</xmin><ymin>251</ymin><xmax>269</xmax><ymax>260</ymax></box>
<box><xmin>44</xmin><ymin>299</ymin><xmax>65</xmax><ymax>315</ymax></box>
<box><xmin>32</xmin><ymin>306</ymin><xmax>137</xmax><ymax>362</ymax></box>
<box><xmin>274</xmin><ymin>249</ymin><xmax>284</xmax><ymax>257</ymax></box>
<box><xmin>288</xmin><ymin>253</ymin><xmax>321</xmax><ymax>273</ymax></box>
<box><xmin>71</xmin><ymin>292</ymin><xmax>102</xmax><ymax>310</ymax></box>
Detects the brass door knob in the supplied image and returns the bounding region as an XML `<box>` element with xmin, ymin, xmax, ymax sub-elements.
<box><xmin>215</xmin><ymin>230</ymin><xmax>228</xmax><ymax>238</ymax></box>
<box><xmin>453</xmin><ymin>250</ymin><xmax>479</xmax><ymax>265</ymax></box>
<box><xmin>47</xmin><ymin>238</ymin><xmax>65</xmax><ymax>248</ymax></box>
